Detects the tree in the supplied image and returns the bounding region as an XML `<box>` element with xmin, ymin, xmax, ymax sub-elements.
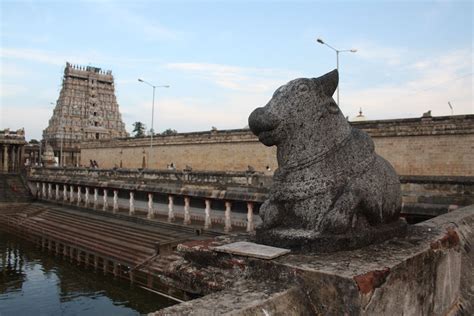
<box><xmin>161</xmin><ymin>128</ymin><xmax>178</xmax><ymax>136</ymax></box>
<box><xmin>29</xmin><ymin>139</ymin><xmax>39</xmax><ymax>144</ymax></box>
<box><xmin>132</xmin><ymin>122</ymin><xmax>146</xmax><ymax>137</ymax></box>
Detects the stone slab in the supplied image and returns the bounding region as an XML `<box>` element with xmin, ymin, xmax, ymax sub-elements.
<box><xmin>213</xmin><ymin>241</ymin><xmax>290</xmax><ymax>259</ymax></box>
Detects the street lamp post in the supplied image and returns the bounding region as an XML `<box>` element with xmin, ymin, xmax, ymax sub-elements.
<box><xmin>316</xmin><ymin>38</ymin><xmax>357</xmax><ymax>106</ymax></box>
<box><xmin>138</xmin><ymin>79</ymin><xmax>170</xmax><ymax>168</ymax></box>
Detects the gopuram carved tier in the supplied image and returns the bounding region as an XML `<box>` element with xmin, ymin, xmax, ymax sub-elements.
<box><xmin>43</xmin><ymin>62</ymin><xmax>128</xmax><ymax>166</ymax></box>
<box><xmin>248</xmin><ymin>69</ymin><xmax>407</xmax><ymax>252</ymax></box>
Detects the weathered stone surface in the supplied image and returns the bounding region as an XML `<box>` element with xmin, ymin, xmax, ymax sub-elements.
<box><xmin>214</xmin><ymin>241</ymin><xmax>290</xmax><ymax>259</ymax></box>
<box><xmin>248</xmin><ymin>69</ymin><xmax>405</xmax><ymax>251</ymax></box>
<box><xmin>157</xmin><ymin>206</ymin><xmax>474</xmax><ymax>315</ymax></box>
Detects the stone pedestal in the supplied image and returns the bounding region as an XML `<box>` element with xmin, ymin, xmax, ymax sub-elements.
<box><xmin>155</xmin><ymin>206</ymin><xmax>473</xmax><ymax>316</ymax></box>
<box><xmin>256</xmin><ymin>219</ymin><xmax>407</xmax><ymax>253</ymax></box>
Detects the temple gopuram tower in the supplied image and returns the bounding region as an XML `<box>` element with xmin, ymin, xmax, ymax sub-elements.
<box><xmin>43</xmin><ymin>62</ymin><xmax>128</xmax><ymax>166</ymax></box>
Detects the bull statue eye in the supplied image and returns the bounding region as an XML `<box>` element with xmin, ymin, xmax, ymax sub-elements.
<box><xmin>298</xmin><ymin>84</ymin><xmax>309</xmax><ymax>93</ymax></box>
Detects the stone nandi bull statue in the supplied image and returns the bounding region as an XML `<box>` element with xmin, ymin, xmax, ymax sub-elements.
<box><xmin>248</xmin><ymin>69</ymin><xmax>406</xmax><ymax>252</ymax></box>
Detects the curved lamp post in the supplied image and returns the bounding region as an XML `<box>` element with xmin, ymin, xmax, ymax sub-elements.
<box><xmin>138</xmin><ymin>79</ymin><xmax>170</xmax><ymax>168</ymax></box>
<box><xmin>317</xmin><ymin>38</ymin><xmax>356</xmax><ymax>106</ymax></box>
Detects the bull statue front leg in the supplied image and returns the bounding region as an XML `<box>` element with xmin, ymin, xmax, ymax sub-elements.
<box><xmin>319</xmin><ymin>186</ymin><xmax>363</xmax><ymax>234</ymax></box>
<box><xmin>258</xmin><ymin>200</ymin><xmax>284</xmax><ymax>230</ymax></box>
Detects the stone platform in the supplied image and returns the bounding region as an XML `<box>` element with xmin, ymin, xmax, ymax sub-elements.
<box><xmin>255</xmin><ymin>219</ymin><xmax>407</xmax><ymax>253</ymax></box>
<box><xmin>153</xmin><ymin>206</ymin><xmax>473</xmax><ymax>315</ymax></box>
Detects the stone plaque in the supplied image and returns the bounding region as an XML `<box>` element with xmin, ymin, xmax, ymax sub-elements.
<box><xmin>214</xmin><ymin>241</ymin><xmax>290</xmax><ymax>259</ymax></box>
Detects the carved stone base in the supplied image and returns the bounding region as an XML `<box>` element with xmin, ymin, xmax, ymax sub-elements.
<box><xmin>255</xmin><ymin>219</ymin><xmax>408</xmax><ymax>253</ymax></box>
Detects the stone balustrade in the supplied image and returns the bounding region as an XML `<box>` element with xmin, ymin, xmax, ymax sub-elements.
<box><xmin>29</xmin><ymin>166</ymin><xmax>272</xmax><ymax>188</ymax></box>
<box><xmin>32</xmin><ymin>179</ymin><xmax>259</xmax><ymax>233</ymax></box>
<box><xmin>28</xmin><ymin>167</ymin><xmax>474</xmax><ymax>229</ymax></box>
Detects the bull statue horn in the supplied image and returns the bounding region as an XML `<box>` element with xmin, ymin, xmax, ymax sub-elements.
<box><xmin>313</xmin><ymin>69</ymin><xmax>338</xmax><ymax>97</ymax></box>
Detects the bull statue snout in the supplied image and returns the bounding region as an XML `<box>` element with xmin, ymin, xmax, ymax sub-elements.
<box><xmin>248</xmin><ymin>107</ymin><xmax>279</xmax><ymax>136</ymax></box>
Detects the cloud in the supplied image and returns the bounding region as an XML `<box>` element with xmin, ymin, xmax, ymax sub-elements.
<box><xmin>0</xmin><ymin>104</ymin><xmax>52</xmax><ymax>140</ymax></box>
<box><xmin>0</xmin><ymin>48</ymin><xmax>94</xmax><ymax>66</ymax></box>
<box><xmin>0</xmin><ymin>83</ymin><xmax>27</xmax><ymax>97</ymax></box>
<box><xmin>0</xmin><ymin>63</ymin><xmax>32</xmax><ymax>78</ymax></box>
<box><xmin>353</xmin><ymin>41</ymin><xmax>406</xmax><ymax>66</ymax></box>
<box><xmin>89</xmin><ymin>2</ymin><xmax>180</xmax><ymax>41</ymax></box>
<box><xmin>344</xmin><ymin>49</ymin><xmax>473</xmax><ymax>119</ymax></box>
<box><xmin>121</xmin><ymin>93</ymin><xmax>270</xmax><ymax>134</ymax></box>
<box><xmin>165</xmin><ymin>62</ymin><xmax>297</xmax><ymax>93</ymax></box>
<box><xmin>0</xmin><ymin>47</ymin><xmax>166</xmax><ymax>69</ymax></box>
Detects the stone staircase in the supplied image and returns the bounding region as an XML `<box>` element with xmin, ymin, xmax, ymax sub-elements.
<box><xmin>0</xmin><ymin>173</ymin><xmax>33</xmax><ymax>202</ymax></box>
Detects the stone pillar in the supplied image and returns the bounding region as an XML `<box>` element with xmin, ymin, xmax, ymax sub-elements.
<box><xmin>3</xmin><ymin>145</ymin><xmax>9</xmax><ymax>173</ymax></box>
<box><xmin>41</xmin><ymin>182</ymin><xmax>46</xmax><ymax>199</ymax></box>
<box><xmin>103</xmin><ymin>189</ymin><xmax>108</xmax><ymax>211</ymax></box>
<box><xmin>47</xmin><ymin>183</ymin><xmax>52</xmax><ymax>200</ymax></box>
<box><xmin>147</xmin><ymin>193</ymin><xmax>154</xmax><ymax>219</ymax></box>
<box><xmin>204</xmin><ymin>199</ymin><xmax>212</xmax><ymax>229</ymax></box>
<box><xmin>69</xmin><ymin>185</ymin><xmax>74</xmax><ymax>203</ymax></box>
<box><xmin>129</xmin><ymin>192</ymin><xmax>135</xmax><ymax>215</ymax></box>
<box><xmin>93</xmin><ymin>188</ymin><xmax>99</xmax><ymax>209</ymax></box>
<box><xmin>17</xmin><ymin>146</ymin><xmax>21</xmax><ymax>172</ymax></box>
<box><xmin>85</xmin><ymin>187</ymin><xmax>89</xmax><ymax>207</ymax></box>
<box><xmin>246</xmin><ymin>202</ymin><xmax>255</xmax><ymax>233</ymax></box>
<box><xmin>183</xmin><ymin>196</ymin><xmax>191</xmax><ymax>225</ymax></box>
<box><xmin>168</xmin><ymin>195</ymin><xmax>175</xmax><ymax>222</ymax></box>
<box><xmin>224</xmin><ymin>201</ymin><xmax>232</xmax><ymax>233</ymax></box>
<box><xmin>55</xmin><ymin>184</ymin><xmax>59</xmax><ymax>201</ymax></box>
<box><xmin>77</xmin><ymin>186</ymin><xmax>82</xmax><ymax>206</ymax></box>
<box><xmin>11</xmin><ymin>146</ymin><xmax>16</xmax><ymax>172</ymax></box>
<box><xmin>113</xmin><ymin>190</ymin><xmax>118</xmax><ymax>213</ymax></box>
<box><xmin>63</xmin><ymin>184</ymin><xmax>68</xmax><ymax>202</ymax></box>
<box><xmin>94</xmin><ymin>256</ymin><xmax>99</xmax><ymax>270</ymax></box>
<box><xmin>36</xmin><ymin>182</ymin><xmax>40</xmax><ymax>198</ymax></box>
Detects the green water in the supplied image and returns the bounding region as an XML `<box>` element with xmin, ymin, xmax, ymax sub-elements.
<box><xmin>0</xmin><ymin>230</ymin><xmax>176</xmax><ymax>315</ymax></box>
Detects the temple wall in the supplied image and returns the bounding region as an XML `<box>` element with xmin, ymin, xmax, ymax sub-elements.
<box><xmin>80</xmin><ymin>115</ymin><xmax>474</xmax><ymax>176</ymax></box>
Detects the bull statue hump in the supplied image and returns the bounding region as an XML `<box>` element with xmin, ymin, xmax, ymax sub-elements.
<box><xmin>248</xmin><ymin>69</ymin><xmax>407</xmax><ymax>252</ymax></box>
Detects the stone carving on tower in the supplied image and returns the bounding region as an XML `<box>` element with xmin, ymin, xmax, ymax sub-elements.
<box><xmin>43</xmin><ymin>63</ymin><xmax>128</xmax><ymax>166</ymax></box>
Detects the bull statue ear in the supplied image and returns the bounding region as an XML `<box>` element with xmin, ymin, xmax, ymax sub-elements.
<box><xmin>318</xmin><ymin>69</ymin><xmax>338</xmax><ymax>97</ymax></box>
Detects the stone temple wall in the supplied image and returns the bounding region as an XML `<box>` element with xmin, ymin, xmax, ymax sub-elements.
<box><xmin>80</xmin><ymin>115</ymin><xmax>474</xmax><ymax>177</ymax></box>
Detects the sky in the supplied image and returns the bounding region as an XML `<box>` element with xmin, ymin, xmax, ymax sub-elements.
<box><xmin>1</xmin><ymin>0</ymin><xmax>472</xmax><ymax>141</ymax></box>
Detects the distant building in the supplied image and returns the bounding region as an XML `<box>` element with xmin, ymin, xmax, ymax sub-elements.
<box><xmin>0</xmin><ymin>128</ymin><xmax>27</xmax><ymax>173</ymax></box>
<box><xmin>42</xmin><ymin>63</ymin><xmax>128</xmax><ymax>166</ymax></box>
<box><xmin>351</xmin><ymin>108</ymin><xmax>367</xmax><ymax>122</ymax></box>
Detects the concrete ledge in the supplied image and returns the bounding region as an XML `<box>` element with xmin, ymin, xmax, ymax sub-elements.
<box><xmin>155</xmin><ymin>206</ymin><xmax>474</xmax><ymax>315</ymax></box>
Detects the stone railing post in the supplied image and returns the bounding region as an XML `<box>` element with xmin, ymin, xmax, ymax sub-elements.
<box><xmin>77</xmin><ymin>186</ymin><xmax>82</xmax><ymax>206</ymax></box>
<box><xmin>42</xmin><ymin>182</ymin><xmax>46</xmax><ymax>199</ymax></box>
<box><xmin>55</xmin><ymin>184</ymin><xmax>59</xmax><ymax>201</ymax></box>
<box><xmin>69</xmin><ymin>185</ymin><xmax>74</xmax><ymax>203</ymax></box>
<box><xmin>63</xmin><ymin>184</ymin><xmax>68</xmax><ymax>202</ymax></box>
<box><xmin>36</xmin><ymin>182</ymin><xmax>40</xmax><ymax>198</ymax></box>
<box><xmin>113</xmin><ymin>190</ymin><xmax>119</xmax><ymax>213</ymax></box>
<box><xmin>224</xmin><ymin>201</ymin><xmax>232</xmax><ymax>233</ymax></box>
<box><xmin>183</xmin><ymin>196</ymin><xmax>191</xmax><ymax>225</ymax></box>
<box><xmin>85</xmin><ymin>187</ymin><xmax>89</xmax><ymax>207</ymax></box>
<box><xmin>47</xmin><ymin>183</ymin><xmax>52</xmax><ymax>200</ymax></box>
<box><xmin>129</xmin><ymin>192</ymin><xmax>135</xmax><ymax>215</ymax></box>
<box><xmin>168</xmin><ymin>195</ymin><xmax>175</xmax><ymax>222</ymax></box>
<box><xmin>103</xmin><ymin>189</ymin><xmax>108</xmax><ymax>211</ymax></box>
<box><xmin>147</xmin><ymin>193</ymin><xmax>154</xmax><ymax>219</ymax></box>
<box><xmin>93</xmin><ymin>188</ymin><xmax>99</xmax><ymax>209</ymax></box>
<box><xmin>246</xmin><ymin>202</ymin><xmax>255</xmax><ymax>232</ymax></box>
<box><xmin>204</xmin><ymin>199</ymin><xmax>212</xmax><ymax>229</ymax></box>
